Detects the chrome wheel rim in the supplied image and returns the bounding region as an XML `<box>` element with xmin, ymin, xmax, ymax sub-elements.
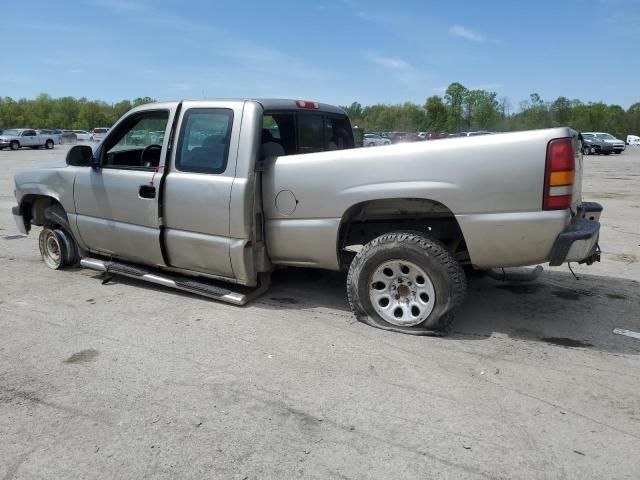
<box><xmin>39</xmin><ymin>229</ymin><xmax>62</xmax><ymax>269</ymax></box>
<box><xmin>369</xmin><ymin>259</ymin><xmax>436</xmax><ymax>327</ymax></box>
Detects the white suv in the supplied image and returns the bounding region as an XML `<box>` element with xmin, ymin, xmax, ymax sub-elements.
<box><xmin>90</xmin><ymin>127</ymin><xmax>110</xmax><ymax>142</ymax></box>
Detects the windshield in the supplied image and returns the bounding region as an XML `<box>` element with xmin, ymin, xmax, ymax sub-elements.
<box><xmin>2</xmin><ymin>129</ymin><xmax>20</xmax><ymax>136</ymax></box>
<box><xmin>596</xmin><ymin>133</ymin><xmax>616</xmax><ymax>140</ymax></box>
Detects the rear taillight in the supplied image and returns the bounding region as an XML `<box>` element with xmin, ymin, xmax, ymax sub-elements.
<box><xmin>543</xmin><ymin>138</ymin><xmax>575</xmax><ymax>210</ymax></box>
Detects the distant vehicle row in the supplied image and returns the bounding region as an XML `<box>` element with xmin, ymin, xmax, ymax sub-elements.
<box><xmin>0</xmin><ymin>127</ymin><xmax>113</xmax><ymax>150</ymax></box>
<box><xmin>581</xmin><ymin>132</ymin><xmax>626</xmax><ymax>155</ymax></box>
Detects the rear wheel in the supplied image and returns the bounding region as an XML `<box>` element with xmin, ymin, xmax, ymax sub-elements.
<box><xmin>347</xmin><ymin>232</ymin><xmax>466</xmax><ymax>335</ymax></box>
<box><xmin>582</xmin><ymin>146</ymin><xmax>591</xmax><ymax>155</ymax></box>
<box><xmin>615</xmin><ymin>151</ymin><xmax>622</xmax><ymax>154</ymax></box>
<box><xmin>45</xmin><ymin>139</ymin><xmax>54</xmax><ymax>149</ymax></box>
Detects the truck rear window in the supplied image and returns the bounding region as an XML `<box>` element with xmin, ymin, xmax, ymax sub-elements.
<box><xmin>263</xmin><ymin>111</ymin><xmax>354</xmax><ymax>156</ymax></box>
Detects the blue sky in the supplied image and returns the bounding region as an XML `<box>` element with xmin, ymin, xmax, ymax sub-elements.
<box><xmin>1</xmin><ymin>0</ymin><xmax>638</xmax><ymax>109</ymax></box>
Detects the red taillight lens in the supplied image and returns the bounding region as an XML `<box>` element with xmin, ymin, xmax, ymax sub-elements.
<box><xmin>543</xmin><ymin>138</ymin><xmax>575</xmax><ymax>210</ymax></box>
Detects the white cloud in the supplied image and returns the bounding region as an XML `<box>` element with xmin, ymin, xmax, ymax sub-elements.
<box><xmin>366</xmin><ymin>52</ymin><xmax>411</xmax><ymax>70</ymax></box>
<box><xmin>449</xmin><ymin>25</ymin><xmax>485</xmax><ymax>42</ymax></box>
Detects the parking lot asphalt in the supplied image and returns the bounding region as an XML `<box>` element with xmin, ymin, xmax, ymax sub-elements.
<box><xmin>1</xmin><ymin>145</ymin><xmax>639</xmax><ymax>479</ymax></box>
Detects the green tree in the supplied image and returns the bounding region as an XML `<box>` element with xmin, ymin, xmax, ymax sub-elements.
<box><xmin>424</xmin><ymin>96</ymin><xmax>448</xmax><ymax>131</ymax></box>
<box><xmin>444</xmin><ymin>82</ymin><xmax>467</xmax><ymax>132</ymax></box>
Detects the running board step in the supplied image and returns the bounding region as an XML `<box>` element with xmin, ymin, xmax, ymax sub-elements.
<box><xmin>80</xmin><ymin>257</ymin><xmax>269</xmax><ymax>306</ymax></box>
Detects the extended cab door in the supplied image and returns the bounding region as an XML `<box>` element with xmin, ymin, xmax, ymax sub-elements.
<box><xmin>73</xmin><ymin>105</ymin><xmax>179</xmax><ymax>266</ymax></box>
<box><xmin>21</xmin><ymin>130</ymin><xmax>38</xmax><ymax>146</ymax></box>
<box><xmin>161</xmin><ymin>101</ymin><xmax>242</xmax><ymax>279</ymax></box>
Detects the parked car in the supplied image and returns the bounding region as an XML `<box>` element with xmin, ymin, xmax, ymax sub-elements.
<box><xmin>61</xmin><ymin>130</ymin><xmax>78</xmax><ymax>144</ymax></box>
<box><xmin>625</xmin><ymin>135</ymin><xmax>639</xmax><ymax>146</ymax></box>
<box><xmin>583</xmin><ymin>132</ymin><xmax>625</xmax><ymax>154</ymax></box>
<box><xmin>363</xmin><ymin>133</ymin><xmax>391</xmax><ymax>146</ymax></box>
<box><xmin>427</xmin><ymin>132</ymin><xmax>448</xmax><ymax>140</ymax></box>
<box><xmin>457</xmin><ymin>131</ymin><xmax>493</xmax><ymax>137</ymax></box>
<box><xmin>0</xmin><ymin>128</ymin><xmax>56</xmax><ymax>150</ymax></box>
<box><xmin>73</xmin><ymin>130</ymin><xmax>93</xmax><ymax>141</ymax></box>
<box><xmin>12</xmin><ymin>98</ymin><xmax>602</xmax><ymax>336</ymax></box>
<box><xmin>581</xmin><ymin>133</ymin><xmax>613</xmax><ymax>155</ymax></box>
<box><xmin>90</xmin><ymin>127</ymin><xmax>110</xmax><ymax>142</ymax></box>
<box><xmin>149</xmin><ymin>130</ymin><xmax>165</xmax><ymax>144</ymax></box>
<box><xmin>390</xmin><ymin>132</ymin><xmax>419</xmax><ymax>143</ymax></box>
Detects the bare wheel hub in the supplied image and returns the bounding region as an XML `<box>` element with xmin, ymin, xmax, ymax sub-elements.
<box><xmin>369</xmin><ymin>259</ymin><xmax>436</xmax><ymax>327</ymax></box>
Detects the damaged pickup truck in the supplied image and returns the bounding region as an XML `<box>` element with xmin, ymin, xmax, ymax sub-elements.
<box><xmin>12</xmin><ymin>99</ymin><xmax>603</xmax><ymax>335</ymax></box>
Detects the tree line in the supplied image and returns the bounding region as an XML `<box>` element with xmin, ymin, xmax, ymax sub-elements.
<box><xmin>0</xmin><ymin>95</ymin><xmax>156</xmax><ymax>131</ymax></box>
<box><xmin>343</xmin><ymin>82</ymin><xmax>640</xmax><ymax>139</ymax></box>
<box><xmin>1</xmin><ymin>85</ymin><xmax>639</xmax><ymax>138</ymax></box>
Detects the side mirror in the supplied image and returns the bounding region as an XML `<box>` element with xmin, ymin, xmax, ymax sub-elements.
<box><xmin>66</xmin><ymin>144</ymin><xmax>95</xmax><ymax>166</ymax></box>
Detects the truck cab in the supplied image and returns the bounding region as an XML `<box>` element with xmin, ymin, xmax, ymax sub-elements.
<box><xmin>15</xmin><ymin>99</ymin><xmax>355</xmax><ymax>288</ymax></box>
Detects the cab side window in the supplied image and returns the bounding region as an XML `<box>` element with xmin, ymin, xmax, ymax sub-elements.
<box><xmin>102</xmin><ymin>111</ymin><xmax>169</xmax><ymax>170</ymax></box>
<box><xmin>176</xmin><ymin>108</ymin><xmax>234</xmax><ymax>174</ymax></box>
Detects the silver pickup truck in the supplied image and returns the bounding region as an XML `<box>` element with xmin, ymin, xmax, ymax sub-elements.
<box><xmin>0</xmin><ymin>129</ymin><xmax>57</xmax><ymax>150</ymax></box>
<box><xmin>12</xmin><ymin>99</ymin><xmax>602</xmax><ymax>335</ymax></box>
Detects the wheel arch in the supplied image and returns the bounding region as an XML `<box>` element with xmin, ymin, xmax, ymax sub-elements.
<box><xmin>336</xmin><ymin>197</ymin><xmax>468</xmax><ymax>268</ymax></box>
<box><xmin>19</xmin><ymin>194</ymin><xmax>65</xmax><ymax>230</ymax></box>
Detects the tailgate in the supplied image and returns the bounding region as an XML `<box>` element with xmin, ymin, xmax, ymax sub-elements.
<box><xmin>571</xmin><ymin>131</ymin><xmax>583</xmax><ymax>212</ymax></box>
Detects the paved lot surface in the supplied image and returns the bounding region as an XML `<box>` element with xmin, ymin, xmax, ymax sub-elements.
<box><xmin>1</xmin><ymin>145</ymin><xmax>639</xmax><ymax>479</ymax></box>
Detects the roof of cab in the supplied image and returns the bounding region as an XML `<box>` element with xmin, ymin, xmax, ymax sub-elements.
<box><xmin>137</xmin><ymin>98</ymin><xmax>346</xmax><ymax>115</ymax></box>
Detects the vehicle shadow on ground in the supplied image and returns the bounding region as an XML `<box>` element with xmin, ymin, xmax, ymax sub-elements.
<box><xmin>91</xmin><ymin>266</ymin><xmax>640</xmax><ymax>356</ymax></box>
<box><xmin>258</xmin><ymin>268</ymin><xmax>640</xmax><ymax>356</ymax></box>
<box><xmin>452</xmin><ymin>270</ymin><xmax>640</xmax><ymax>355</ymax></box>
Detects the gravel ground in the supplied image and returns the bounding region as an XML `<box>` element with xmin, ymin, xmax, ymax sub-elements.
<box><xmin>1</xmin><ymin>144</ymin><xmax>639</xmax><ymax>479</ymax></box>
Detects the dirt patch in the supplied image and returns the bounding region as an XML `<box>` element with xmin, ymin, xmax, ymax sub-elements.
<box><xmin>589</xmin><ymin>192</ymin><xmax>627</xmax><ymax>199</ymax></box>
<box><xmin>63</xmin><ymin>349</ymin><xmax>99</xmax><ymax>364</ymax></box>
<box><xmin>552</xmin><ymin>290</ymin><xmax>581</xmax><ymax>301</ymax></box>
<box><xmin>495</xmin><ymin>283</ymin><xmax>543</xmax><ymax>295</ymax></box>
<box><xmin>608</xmin><ymin>253</ymin><xmax>639</xmax><ymax>264</ymax></box>
<box><xmin>606</xmin><ymin>293</ymin><xmax>628</xmax><ymax>300</ymax></box>
<box><xmin>541</xmin><ymin>337</ymin><xmax>593</xmax><ymax>348</ymax></box>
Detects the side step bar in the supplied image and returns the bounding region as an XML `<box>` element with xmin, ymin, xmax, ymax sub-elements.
<box><xmin>80</xmin><ymin>257</ymin><xmax>270</xmax><ymax>306</ymax></box>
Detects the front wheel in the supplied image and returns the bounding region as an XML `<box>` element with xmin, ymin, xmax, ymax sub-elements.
<box><xmin>10</xmin><ymin>141</ymin><xmax>19</xmax><ymax>150</ymax></box>
<box><xmin>615</xmin><ymin>151</ymin><xmax>622</xmax><ymax>154</ymax></box>
<box><xmin>39</xmin><ymin>228</ymin><xmax>78</xmax><ymax>270</ymax></box>
<box><xmin>347</xmin><ymin>232</ymin><xmax>467</xmax><ymax>335</ymax></box>
<box><xmin>582</xmin><ymin>146</ymin><xmax>591</xmax><ymax>155</ymax></box>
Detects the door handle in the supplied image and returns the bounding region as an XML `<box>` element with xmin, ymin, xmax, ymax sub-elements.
<box><xmin>139</xmin><ymin>184</ymin><xmax>156</xmax><ymax>199</ymax></box>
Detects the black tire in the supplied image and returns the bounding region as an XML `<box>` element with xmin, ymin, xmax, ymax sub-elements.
<box><xmin>45</xmin><ymin>139</ymin><xmax>54</xmax><ymax>149</ymax></box>
<box><xmin>604</xmin><ymin>152</ymin><xmax>611</xmax><ymax>155</ymax></box>
<box><xmin>10</xmin><ymin>141</ymin><xmax>19</xmax><ymax>150</ymax></box>
<box><xmin>347</xmin><ymin>232</ymin><xmax>467</xmax><ymax>335</ymax></box>
<box><xmin>582</xmin><ymin>146</ymin><xmax>590</xmax><ymax>156</ymax></box>
<box><xmin>42</xmin><ymin>204</ymin><xmax>79</xmax><ymax>266</ymax></box>
<box><xmin>39</xmin><ymin>228</ymin><xmax>78</xmax><ymax>269</ymax></box>
<box><xmin>615</xmin><ymin>151</ymin><xmax>622</xmax><ymax>154</ymax></box>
